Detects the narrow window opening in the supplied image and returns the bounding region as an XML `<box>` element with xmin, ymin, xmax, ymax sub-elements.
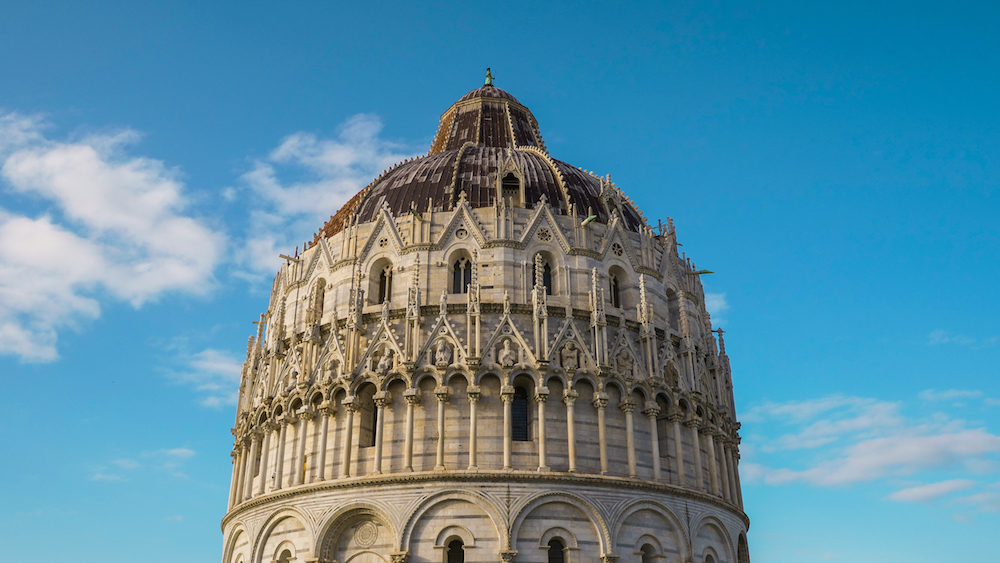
<box><xmin>277</xmin><ymin>550</ymin><xmax>293</xmax><ymax>563</ymax></box>
<box><xmin>377</xmin><ymin>267</ymin><xmax>392</xmax><ymax>304</ymax></box>
<box><xmin>512</xmin><ymin>386</ymin><xmax>530</xmax><ymax>441</ymax></box>
<box><xmin>532</xmin><ymin>256</ymin><xmax>554</xmax><ymax>295</ymax></box>
<box><xmin>610</xmin><ymin>275</ymin><xmax>621</xmax><ymax>308</ymax></box>
<box><xmin>502</xmin><ymin>173</ymin><xmax>521</xmax><ymax>207</ymax></box>
<box><xmin>447</xmin><ymin>539</ymin><xmax>465</xmax><ymax>563</ymax></box>
<box><xmin>640</xmin><ymin>544</ymin><xmax>656</xmax><ymax>563</ymax></box>
<box><xmin>452</xmin><ymin>258</ymin><xmax>472</xmax><ymax>293</ymax></box>
<box><xmin>547</xmin><ymin>539</ymin><xmax>565</xmax><ymax>563</ymax></box>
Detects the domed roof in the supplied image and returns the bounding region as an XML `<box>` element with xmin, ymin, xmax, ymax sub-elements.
<box><xmin>314</xmin><ymin>75</ymin><xmax>647</xmax><ymax>242</ymax></box>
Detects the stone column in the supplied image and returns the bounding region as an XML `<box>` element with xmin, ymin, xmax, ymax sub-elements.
<box><xmin>726</xmin><ymin>445</ymin><xmax>739</xmax><ymax>505</ymax></box>
<box><xmin>564</xmin><ymin>390</ymin><xmax>579</xmax><ymax>472</ymax></box>
<box><xmin>434</xmin><ymin>386</ymin><xmax>450</xmax><ymax>471</ymax></box>
<box><xmin>620</xmin><ymin>398</ymin><xmax>637</xmax><ymax>478</ymax></box>
<box><xmin>228</xmin><ymin>449</ymin><xmax>240</xmax><ymax>508</ymax></box>
<box><xmin>403</xmin><ymin>389</ymin><xmax>419</xmax><ymax>472</ymax></box>
<box><xmin>231</xmin><ymin>447</ymin><xmax>245</xmax><ymax>507</ymax></box>
<box><xmin>733</xmin><ymin>445</ymin><xmax>745</xmax><ymax>508</ymax></box>
<box><xmin>316</xmin><ymin>403</ymin><xmax>335</xmax><ymax>481</ymax></box>
<box><xmin>243</xmin><ymin>430</ymin><xmax>260</xmax><ymax>501</ymax></box>
<box><xmin>718</xmin><ymin>437</ymin><xmax>732</xmax><ymax>501</ymax></box>
<box><xmin>340</xmin><ymin>397</ymin><xmax>357</xmax><ymax>478</ymax></box>
<box><xmin>536</xmin><ymin>386</ymin><xmax>550</xmax><ymax>472</ymax></box>
<box><xmin>467</xmin><ymin>385</ymin><xmax>481</xmax><ymax>470</ymax></box>
<box><xmin>593</xmin><ymin>392</ymin><xmax>609</xmax><ymax>475</ymax></box>
<box><xmin>274</xmin><ymin>417</ymin><xmax>289</xmax><ymax>489</ymax></box>
<box><xmin>669</xmin><ymin>412</ymin><xmax>685</xmax><ymax>486</ymax></box>
<box><xmin>294</xmin><ymin>410</ymin><xmax>314</xmax><ymax>486</ymax></box>
<box><xmin>705</xmin><ymin>426</ymin><xmax>720</xmax><ymax>496</ymax></box>
<box><xmin>372</xmin><ymin>392</ymin><xmax>389</xmax><ymax>475</ymax></box>
<box><xmin>501</xmin><ymin>385</ymin><xmax>514</xmax><ymax>470</ymax></box>
<box><xmin>256</xmin><ymin>423</ymin><xmax>272</xmax><ymax>495</ymax></box>
<box><xmin>642</xmin><ymin>402</ymin><xmax>661</xmax><ymax>481</ymax></box>
<box><xmin>686</xmin><ymin>418</ymin><xmax>704</xmax><ymax>491</ymax></box>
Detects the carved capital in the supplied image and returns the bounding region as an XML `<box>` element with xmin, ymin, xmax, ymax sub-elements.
<box><xmin>319</xmin><ymin>401</ymin><xmax>338</xmax><ymax>416</ymax></box>
<box><xmin>500</xmin><ymin>385</ymin><xmax>515</xmax><ymax>403</ymax></box>
<box><xmin>374</xmin><ymin>391</ymin><xmax>390</xmax><ymax>409</ymax></box>
<box><xmin>434</xmin><ymin>386</ymin><xmax>450</xmax><ymax>402</ymax></box>
<box><xmin>618</xmin><ymin>397</ymin><xmax>636</xmax><ymax>414</ymax></box>
<box><xmin>389</xmin><ymin>552</ymin><xmax>409</xmax><ymax>563</ymax></box>
<box><xmin>499</xmin><ymin>550</ymin><xmax>518</xmax><ymax>563</ymax></box>
<box><xmin>403</xmin><ymin>388</ymin><xmax>421</xmax><ymax>405</ymax></box>
<box><xmin>342</xmin><ymin>395</ymin><xmax>359</xmax><ymax>412</ymax></box>
<box><xmin>563</xmin><ymin>389</ymin><xmax>579</xmax><ymax>406</ymax></box>
<box><xmin>534</xmin><ymin>386</ymin><xmax>550</xmax><ymax>403</ymax></box>
<box><xmin>467</xmin><ymin>385</ymin><xmax>482</xmax><ymax>403</ymax></box>
<box><xmin>684</xmin><ymin>417</ymin><xmax>702</xmax><ymax>429</ymax></box>
<box><xmin>600</xmin><ymin>555</ymin><xmax>619</xmax><ymax>563</ymax></box>
<box><xmin>641</xmin><ymin>401</ymin><xmax>660</xmax><ymax>418</ymax></box>
<box><xmin>666</xmin><ymin>409</ymin><xmax>684</xmax><ymax>423</ymax></box>
<box><xmin>298</xmin><ymin>408</ymin><xmax>316</xmax><ymax>422</ymax></box>
<box><xmin>592</xmin><ymin>392</ymin><xmax>609</xmax><ymax>410</ymax></box>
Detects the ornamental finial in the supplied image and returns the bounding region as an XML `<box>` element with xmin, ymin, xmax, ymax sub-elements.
<box><xmin>485</xmin><ymin>67</ymin><xmax>494</xmax><ymax>86</ymax></box>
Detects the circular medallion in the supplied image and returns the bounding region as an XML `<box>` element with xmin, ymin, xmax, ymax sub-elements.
<box><xmin>538</xmin><ymin>228</ymin><xmax>552</xmax><ymax>242</ymax></box>
<box><xmin>378</xmin><ymin>237</ymin><xmax>389</xmax><ymax>248</ymax></box>
<box><xmin>355</xmin><ymin>520</ymin><xmax>378</xmax><ymax>547</ymax></box>
<box><xmin>612</xmin><ymin>242</ymin><xmax>624</xmax><ymax>256</ymax></box>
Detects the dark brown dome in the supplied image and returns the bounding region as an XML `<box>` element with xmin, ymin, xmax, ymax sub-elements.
<box><xmin>313</xmin><ymin>80</ymin><xmax>647</xmax><ymax>242</ymax></box>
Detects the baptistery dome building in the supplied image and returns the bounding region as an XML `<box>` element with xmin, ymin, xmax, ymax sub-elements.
<box><xmin>222</xmin><ymin>74</ymin><xmax>750</xmax><ymax>563</ymax></box>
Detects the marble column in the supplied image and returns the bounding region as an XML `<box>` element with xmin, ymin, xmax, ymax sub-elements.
<box><xmin>620</xmin><ymin>398</ymin><xmax>637</xmax><ymax>478</ymax></box>
<box><xmin>316</xmin><ymin>403</ymin><xmax>335</xmax><ymax>482</ymax></box>
<box><xmin>274</xmin><ymin>417</ymin><xmax>289</xmax><ymax>490</ymax></box>
<box><xmin>228</xmin><ymin>449</ymin><xmax>240</xmax><ymax>508</ymax></box>
<box><xmin>243</xmin><ymin>430</ymin><xmax>260</xmax><ymax>501</ymax></box>
<box><xmin>501</xmin><ymin>386</ymin><xmax>514</xmax><ymax>470</ymax></box>
<box><xmin>256</xmin><ymin>423</ymin><xmax>272</xmax><ymax>495</ymax></box>
<box><xmin>686</xmin><ymin>419</ymin><xmax>704</xmax><ymax>491</ymax></box>
<box><xmin>718</xmin><ymin>437</ymin><xmax>732</xmax><ymax>501</ymax></box>
<box><xmin>434</xmin><ymin>386</ymin><xmax>450</xmax><ymax>471</ymax></box>
<box><xmin>536</xmin><ymin>387</ymin><xmax>550</xmax><ymax>472</ymax></box>
<box><xmin>294</xmin><ymin>410</ymin><xmax>314</xmax><ymax>486</ymax></box>
<box><xmin>642</xmin><ymin>402</ymin><xmax>661</xmax><ymax>481</ymax></box>
<box><xmin>564</xmin><ymin>390</ymin><xmax>579</xmax><ymax>472</ymax></box>
<box><xmin>593</xmin><ymin>392</ymin><xmax>609</xmax><ymax>475</ymax></box>
<box><xmin>403</xmin><ymin>389</ymin><xmax>419</xmax><ymax>472</ymax></box>
<box><xmin>669</xmin><ymin>412</ymin><xmax>686</xmax><ymax>486</ymax></box>
<box><xmin>372</xmin><ymin>392</ymin><xmax>389</xmax><ymax>475</ymax></box>
<box><xmin>340</xmin><ymin>397</ymin><xmax>357</xmax><ymax>478</ymax></box>
<box><xmin>705</xmin><ymin>426</ymin><xmax>720</xmax><ymax>496</ymax></box>
<box><xmin>467</xmin><ymin>386</ymin><xmax>481</xmax><ymax>470</ymax></box>
<box><xmin>232</xmin><ymin>446</ymin><xmax>246</xmax><ymax>507</ymax></box>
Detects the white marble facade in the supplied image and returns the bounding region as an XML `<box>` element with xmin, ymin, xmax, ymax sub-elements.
<box><xmin>222</xmin><ymin>79</ymin><xmax>750</xmax><ymax>563</ymax></box>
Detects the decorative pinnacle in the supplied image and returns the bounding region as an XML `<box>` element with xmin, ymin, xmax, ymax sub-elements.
<box><xmin>485</xmin><ymin>67</ymin><xmax>494</xmax><ymax>86</ymax></box>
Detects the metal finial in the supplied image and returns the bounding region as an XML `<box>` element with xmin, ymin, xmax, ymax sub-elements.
<box><xmin>485</xmin><ymin>67</ymin><xmax>494</xmax><ymax>86</ymax></box>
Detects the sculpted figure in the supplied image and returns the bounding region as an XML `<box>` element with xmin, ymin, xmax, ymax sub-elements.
<box><xmin>617</xmin><ymin>350</ymin><xmax>633</xmax><ymax>376</ymax></box>
<box><xmin>561</xmin><ymin>341</ymin><xmax>579</xmax><ymax>370</ymax></box>
<box><xmin>378</xmin><ymin>349</ymin><xmax>393</xmax><ymax>373</ymax></box>
<box><xmin>435</xmin><ymin>340</ymin><xmax>452</xmax><ymax>365</ymax></box>
<box><xmin>498</xmin><ymin>339</ymin><xmax>516</xmax><ymax>367</ymax></box>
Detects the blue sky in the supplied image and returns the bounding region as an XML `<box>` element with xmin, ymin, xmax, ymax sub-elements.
<box><xmin>0</xmin><ymin>1</ymin><xmax>997</xmax><ymax>561</ymax></box>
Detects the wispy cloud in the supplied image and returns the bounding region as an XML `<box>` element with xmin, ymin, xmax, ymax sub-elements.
<box><xmin>743</xmin><ymin>393</ymin><xmax>1000</xmax><ymax>488</ymax></box>
<box><xmin>885</xmin><ymin>479</ymin><xmax>975</xmax><ymax>503</ymax></box>
<box><xmin>0</xmin><ymin>112</ymin><xmax>224</xmax><ymax>362</ymax></box>
<box><xmin>919</xmin><ymin>389</ymin><xmax>984</xmax><ymax>402</ymax></box>
<box><xmin>235</xmin><ymin>114</ymin><xmax>418</xmax><ymax>277</ymax></box>
<box><xmin>92</xmin><ymin>447</ymin><xmax>196</xmax><ymax>482</ymax></box>
<box><xmin>704</xmin><ymin>292</ymin><xmax>729</xmax><ymax>326</ymax></box>
<box><xmin>927</xmin><ymin>329</ymin><xmax>998</xmax><ymax>349</ymax></box>
<box><xmin>90</xmin><ymin>473</ymin><xmax>124</xmax><ymax>482</ymax></box>
<box><xmin>167</xmin><ymin>348</ymin><xmax>243</xmax><ymax>407</ymax></box>
<box><xmin>957</xmin><ymin>492</ymin><xmax>1000</xmax><ymax>513</ymax></box>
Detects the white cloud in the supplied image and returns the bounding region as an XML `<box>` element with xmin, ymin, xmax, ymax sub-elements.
<box><xmin>704</xmin><ymin>292</ymin><xmax>729</xmax><ymax>325</ymax></box>
<box><xmin>90</xmin><ymin>473</ymin><xmax>124</xmax><ymax>482</ymax></box>
<box><xmin>958</xmin><ymin>492</ymin><xmax>1000</xmax><ymax>513</ymax></box>
<box><xmin>0</xmin><ymin>112</ymin><xmax>224</xmax><ymax>362</ymax></box>
<box><xmin>885</xmin><ymin>479</ymin><xmax>975</xmax><ymax>503</ymax></box>
<box><xmin>166</xmin><ymin>515</ymin><xmax>184</xmax><ymax>522</ymax></box>
<box><xmin>112</xmin><ymin>458</ymin><xmax>140</xmax><ymax>469</ymax></box>
<box><xmin>236</xmin><ymin>114</ymin><xmax>418</xmax><ymax>276</ymax></box>
<box><xmin>927</xmin><ymin>329</ymin><xmax>998</xmax><ymax>349</ymax></box>
<box><xmin>168</xmin><ymin>348</ymin><xmax>243</xmax><ymax>407</ymax></box>
<box><xmin>919</xmin><ymin>389</ymin><xmax>984</xmax><ymax>402</ymax></box>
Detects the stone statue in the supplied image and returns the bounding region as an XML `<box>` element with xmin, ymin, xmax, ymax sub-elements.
<box><xmin>560</xmin><ymin>341</ymin><xmax>579</xmax><ymax>370</ymax></box>
<box><xmin>498</xmin><ymin>339</ymin><xmax>516</xmax><ymax>367</ymax></box>
<box><xmin>435</xmin><ymin>340</ymin><xmax>452</xmax><ymax>366</ymax></box>
<box><xmin>616</xmin><ymin>350</ymin><xmax>633</xmax><ymax>376</ymax></box>
<box><xmin>270</xmin><ymin>470</ymin><xmax>277</xmax><ymax>489</ymax></box>
<box><xmin>377</xmin><ymin>349</ymin><xmax>393</xmax><ymax>374</ymax></box>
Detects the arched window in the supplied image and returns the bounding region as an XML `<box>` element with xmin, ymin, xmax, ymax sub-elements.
<box><xmin>704</xmin><ymin>555</ymin><xmax>716</xmax><ymax>563</ymax></box>
<box><xmin>547</xmin><ymin>538</ymin><xmax>565</xmax><ymax>563</ymax></box>
<box><xmin>452</xmin><ymin>258</ymin><xmax>472</xmax><ymax>293</ymax></box>
<box><xmin>447</xmin><ymin>539</ymin><xmax>465</xmax><ymax>563</ymax></box>
<box><xmin>640</xmin><ymin>544</ymin><xmax>656</xmax><ymax>563</ymax></box>
<box><xmin>377</xmin><ymin>267</ymin><xmax>392</xmax><ymax>304</ymax></box>
<box><xmin>609</xmin><ymin>274</ymin><xmax>621</xmax><ymax>308</ymax></box>
<box><xmin>358</xmin><ymin>385</ymin><xmax>377</xmax><ymax>447</ymax></box>
<box><xmin>532</xmin><ymin>256</ymin><xmax>553</xmax><ymax>295</ymax></box>
<box><xmin>502</xmin><ymin>173</ymin><xmax>521</xmax><ymax>207</ymax></box>
<box><xmin>277</xmin><ymin>549</ymin><xmax>293</xmax><ymax>563</ymax></box>
<box><xmin>512</xmin><ymin>386</ymin><xmax>530</xmax><ymax>441</ymax></box>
